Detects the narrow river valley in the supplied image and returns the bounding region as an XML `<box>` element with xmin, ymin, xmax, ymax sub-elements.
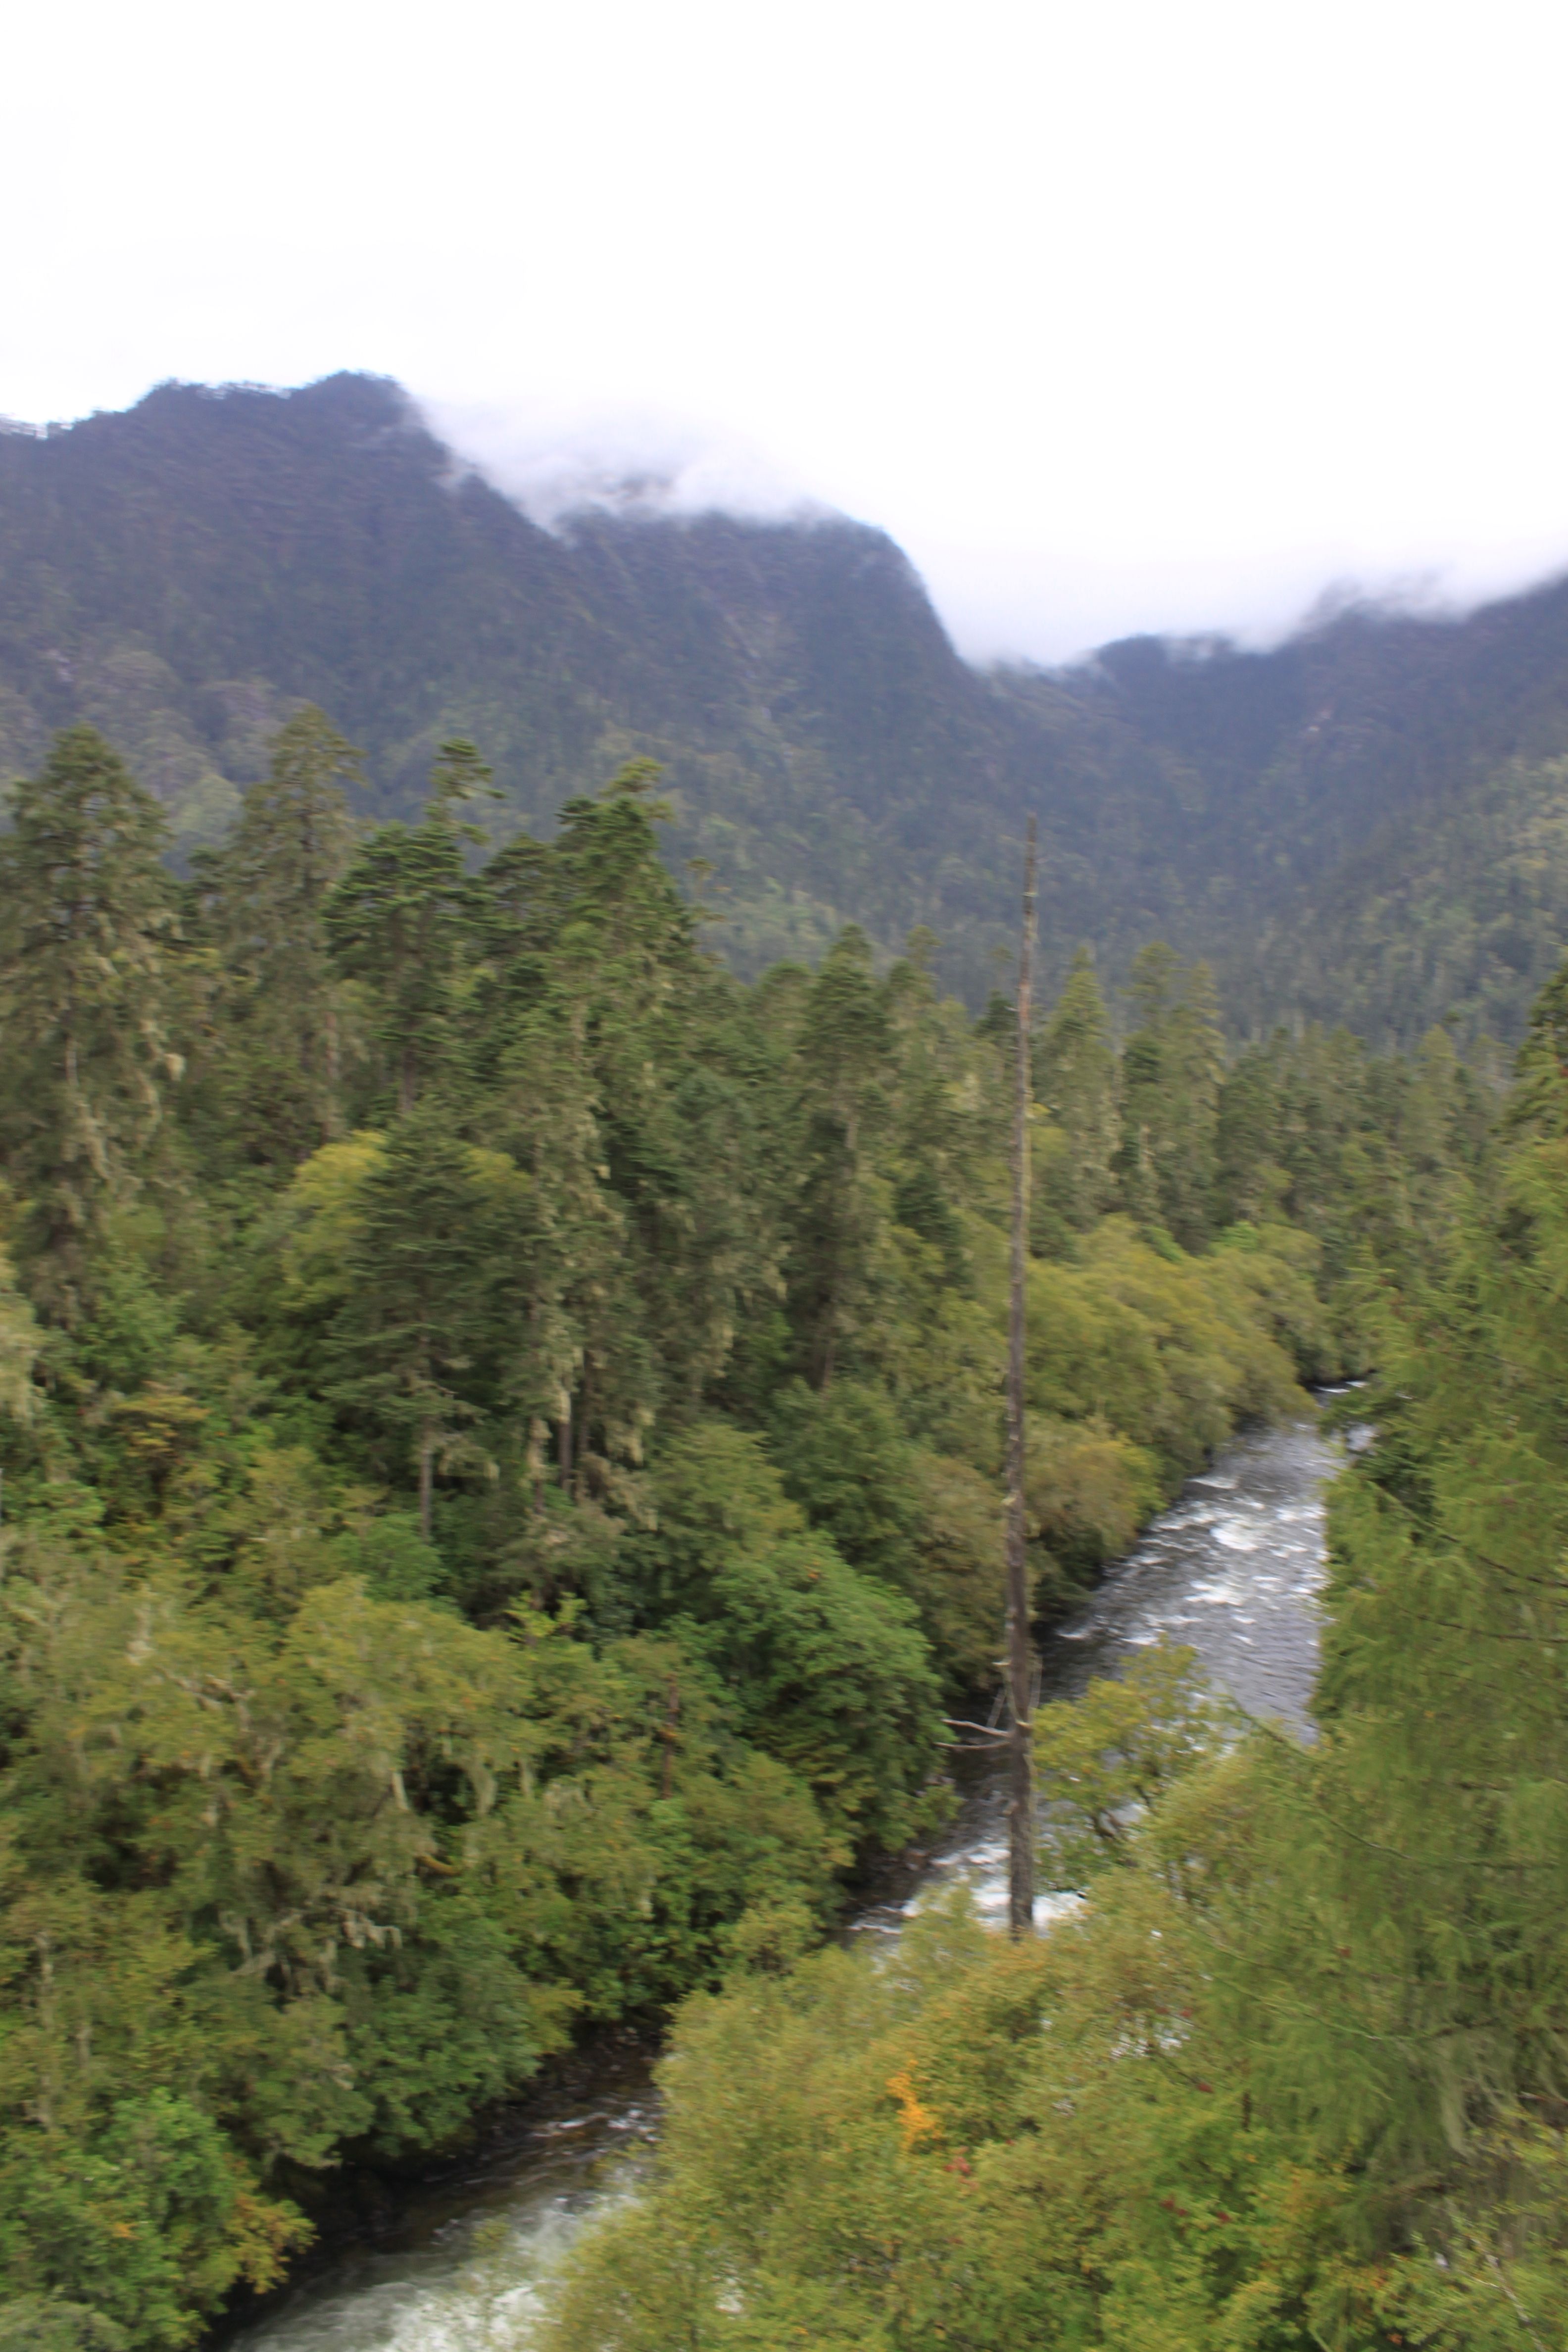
<box><xmin>230</xmin><ymin>1414</ymin><xmax>1340</xmax><ymax>2352</ymax></box>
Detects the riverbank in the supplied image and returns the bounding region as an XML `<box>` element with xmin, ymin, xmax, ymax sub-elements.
<box><xmin>222</xmin><ymin>1416</ymin><xmax>1336</xmax><ymax>2352</ymax></box>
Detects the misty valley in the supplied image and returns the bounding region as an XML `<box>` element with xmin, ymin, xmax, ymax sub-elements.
<box><xmin>0</xmin><ymin>382</ymin><xmax>1568</xmax><ymax>2351</ymax></box>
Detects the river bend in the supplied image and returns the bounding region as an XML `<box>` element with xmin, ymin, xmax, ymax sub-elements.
<box><xmin>229</xmin><ymin>1414</ymin><xmax>1339</xmax><ymax>2352</ymax></box>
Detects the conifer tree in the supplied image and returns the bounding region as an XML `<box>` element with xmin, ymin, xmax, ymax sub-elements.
<box><xmin>530</xmin><ymin>762</ymin><xmax>781</xmax><ymax>1431</ymax></box>
<box><xmin>0</xmin><ymin>725</ymin><xmax>179</xmax><ymax>1315</ymax></box>
<box><xmin>323</xmin><ymin>1111</ymin><xmax>497</xmax><ymax>1537</ymax></box>
<box><xmin>1117</xmin><ymin>942</ymin><xmax>1225</xmax><ymax>1245</ymax></box>
<box><xmin>325</xmin><ymin>740</ymin><xmax>491</xmax><ymax>1114</ymax></box>
<box><xmin>1395</xmin><ymin>1021</ymin><xmax>1485</xmax><ymax>1241</ymax></box>
<box><xmin>1037</xmin><ymin>947</ymin><xmax>1119</xmax><ymax>1230</ymax></box>
<box><xmin>790</xmin><ymin>928</ymin><xmax>892</xmax><ymax>1388</ymax></box>
<box><xmin>1214</xmin><ymin>1038</ymin><xmax>1285</xmax><ymax>1223</ymax></box>
<box><xmin>207</xmin><ymin>706</ymin><xmax>361</xmax><ymax>1156</ymax></box>
<box><xmin>489</xmin><ymin>1003</ymin><xmax>633</xmax><ymax>1503</ymax></box>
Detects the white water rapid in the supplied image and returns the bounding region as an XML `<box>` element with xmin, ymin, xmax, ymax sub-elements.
<box><xmin>226</xmin><ymin>1413</ymin><xmax>1339</xmax><ymax>2352</ymax></box>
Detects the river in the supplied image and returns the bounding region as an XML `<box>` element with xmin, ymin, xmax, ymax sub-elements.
<box><xmin>228</xmin><ymin>1412</ymin><xmax>1339</xmax><ymax>2352</ymax></box>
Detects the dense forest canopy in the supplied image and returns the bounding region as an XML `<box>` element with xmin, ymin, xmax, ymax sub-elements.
<box><xmin>0</xmin><ymin>709</ymin><xmax>1503</xmax><ymax>2346</ymax></box>
<box><xmin>540</xmin><ymin>966</ymin><xmax>1568</xmax><ymax>2351</ymax></box>
<box><xmin>7</xmin><ymin>374</ymin><xmax>1568</xmax><ymax>1041</ymax></box>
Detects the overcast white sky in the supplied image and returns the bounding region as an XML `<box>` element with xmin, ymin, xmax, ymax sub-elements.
<box><xmin>7</xmin><ymin>0</ymin><xmax>1568</xmax><ymax>661</ymax></box>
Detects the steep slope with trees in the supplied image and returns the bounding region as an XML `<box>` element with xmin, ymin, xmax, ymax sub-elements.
<box><xmin>6</xmin><ymin>375</ymin><xmax>1568</xmax><ymax>1038</ymax></box>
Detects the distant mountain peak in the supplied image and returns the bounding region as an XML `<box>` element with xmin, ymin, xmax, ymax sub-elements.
<box><xmin>4</xmin><ymin>371</ymin><xmax>1568</xmax><ymax>1043</ymax></box>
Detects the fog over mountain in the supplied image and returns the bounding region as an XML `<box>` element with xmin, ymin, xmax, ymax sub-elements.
<box><xmin>12</xmin><ymin>0</ymin><xmax>1568</xmax><ymax>678</ymax></box>
<box><xmin>4</xmin><ymin>369</ymin><xmax>1568</xmax><ymax>1047</ymax></box>
<box><xmin>424</xmin><ymin>397</ymin><xmax>824</xmax><ymax>536</ymax></box>
<box><xmin>426</xmin><ymin>394</ymin><xmax>1568</xmax><ymax>667</ymax></box>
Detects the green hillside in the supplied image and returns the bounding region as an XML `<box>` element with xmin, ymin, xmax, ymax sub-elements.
<box><xmin>4</xmin><ymin>372</ymin><xmax>1568</xmax><ymax>1038</ymax></box>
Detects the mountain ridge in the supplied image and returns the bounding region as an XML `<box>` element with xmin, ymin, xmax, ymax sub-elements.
<box><xmin>2</xmin><ymin>370</ymin><xmax>1567</xmax><ymax>1041</ymax></box>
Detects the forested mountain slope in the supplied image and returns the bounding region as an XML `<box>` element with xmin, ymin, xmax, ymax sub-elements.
<box><xmin>0</xmin><ymin>374</ymin><xmax>1010</xmax><ymax>984</ymax></box>
<box><xmin>4</xmin><ymin>371</ymin><xmax>1568</xmax><ymax>1038</ymax></box>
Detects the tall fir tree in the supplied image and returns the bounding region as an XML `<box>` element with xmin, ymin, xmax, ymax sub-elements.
<box><xmin>1036</xmin><ymin>947</ymin><xmax>1119</xmax><ymax>1232</ymax></box>
<box><xmin>0</xmin><ymin>725</ymin><xmax>179</xmax><ymax>1316</ymax></box>
<box><xmin>538</xmin><ymin>762</ymin><xmax>782</xmax><ymax>1425</ymax></box>
<box><xmin>323</xmin><ymin>1111</ymin><xmax>498</xmax><ymax>1538</ymax></box>
<box><xmin>205</xmin><ymin>706</ymin><xmax>362</xmax><ymax>1159</ymax></box>
<box><xmin>1117</xmin><ymin>941</ymin><xmax>1225</xmax><ymax>1246</ymax></box>
<box><xmin>789</xmin><ymin>927</ymin><xmax>893</xmax><ymax>1389</ymax></box>
<box><xmin>324</xmin><ymin>740</ymin><xmax>491</xmax><ymax>1115</ymax></box>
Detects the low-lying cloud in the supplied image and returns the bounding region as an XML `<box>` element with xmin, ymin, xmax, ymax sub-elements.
<box><xmin>423</xmin><ymin>393</ymin><xmax>1568</xmax><ymax>671</ymax></box>
<box><xmin>422</xmin><ymin>394</ymin><xmax>825</xmax><ymax>534</ymax></box>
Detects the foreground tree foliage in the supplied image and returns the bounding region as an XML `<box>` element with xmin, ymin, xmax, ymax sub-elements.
<box><xmin>0</xmin><ymin>720</ymin><xmax>1492</xmax><ymax>2342</ymax></box>
<box><xmin>543</xmin><ymin>975</ymin><xmax>1568</xmax><ymax>2352</ymax></box>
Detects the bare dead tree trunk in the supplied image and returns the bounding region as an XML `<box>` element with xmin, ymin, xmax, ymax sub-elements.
<box><xmin>1005</xmin><ymin>817</ymin><xmax>1038</xmax><ymax>1940</ymax></box>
